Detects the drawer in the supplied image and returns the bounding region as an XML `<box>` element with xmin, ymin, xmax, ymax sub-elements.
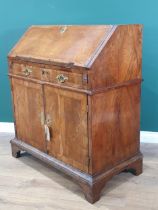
<box><xmin>11</xmin><ymin>63</ymin><xmax>42</xmax><ymax>80</ymax></box>
<box><xmin>11</xmin><ymin>63</ymin><xmax>88</xmax><ymax>89</ymax></box>
<box><xmin>42</xmin><ymin>69</ymin><xmax>87</xmax><ymax>88</ymax></box>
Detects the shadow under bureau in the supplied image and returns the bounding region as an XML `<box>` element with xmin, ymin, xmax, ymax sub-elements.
<box><xmin>8</xmin><ymin>25</ymin><xmax>143</xmax><ymax>203</ymax></box>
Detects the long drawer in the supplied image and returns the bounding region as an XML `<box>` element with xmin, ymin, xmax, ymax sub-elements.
<box><xmin>10</xmin><ymin>63</ymin><xmax>88</xmax><ymax>89</ymax></box>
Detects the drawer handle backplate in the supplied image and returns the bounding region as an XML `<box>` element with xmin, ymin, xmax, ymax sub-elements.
<box><xmin>22</xmin><ymin>68</ymin><xmax>32</xmax><ymax>76</ymax></box>
<box><xmin>56</xmin><ymin>74</ymin><xmax>68</xmax><ymax>83</ymax></box>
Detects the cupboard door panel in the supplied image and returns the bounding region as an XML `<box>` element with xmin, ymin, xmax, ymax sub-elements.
<box><xmin>60</xmin><ymin>89</ymin><xmax>88</xmax><ymax>172</ymax></box>
<box><xmin>44</xmin><ymin>86</ymin><xmax>88</xmax><ymax>172</ymax></box>
<box><xmin>12</xmin><ymin>78</ymin><xmax>46</xmax><ymax>152</ymax></box>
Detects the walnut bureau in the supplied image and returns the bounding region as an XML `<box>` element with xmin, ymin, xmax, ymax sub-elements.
<box><xmin>8</xmin><ymin>25</ymin><xmax>143</xmax><ymax>203</ymax></box>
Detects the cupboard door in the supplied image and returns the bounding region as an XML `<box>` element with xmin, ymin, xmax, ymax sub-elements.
<box><xmin>44</xmin><ymin>86</ymin><xmax>89</xmax><ymax>172</ymax></box>
<box><xmin>11</xmin><ymin>78</ymin><xmax>46</xmax><ymax>152</ymax></box>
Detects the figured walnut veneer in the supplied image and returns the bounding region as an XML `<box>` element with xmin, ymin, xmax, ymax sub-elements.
<box><xmin>9</xmin><ymin>25</ymin><xmax>143</xmax><ymax>203</ymax></box>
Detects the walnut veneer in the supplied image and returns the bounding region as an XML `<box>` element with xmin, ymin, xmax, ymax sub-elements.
<box><xmin>8</xmin><ymin>25</ymin><xmax>143</xmax><ymax>203</ymax></box>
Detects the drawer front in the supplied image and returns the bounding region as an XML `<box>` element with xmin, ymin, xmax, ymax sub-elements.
<box><xmin>11</xmin><ymin>63</ymin><xmax>42</xmax><ymax>80</ymax></box>
<box><xmin>11</xmin><ymin>63</ymin><xmax>87</xmax><ymax>89</ymax></box>
<box><xmin>44</xmin><ymin>69</ymin><xmax>86</xmax><ymax>88</ymax></box>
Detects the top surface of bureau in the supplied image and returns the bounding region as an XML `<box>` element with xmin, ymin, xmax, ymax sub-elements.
<box><xmin>8</xmin><ymin>25</ymin><xmax>114</xmax><ymax>68</ymax></box>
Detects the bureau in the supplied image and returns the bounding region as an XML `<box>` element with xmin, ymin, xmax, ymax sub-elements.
<box><xmin>8</xmin><ymin>25</ymin><xmax>143</xmax><ymax>203</ymax></box>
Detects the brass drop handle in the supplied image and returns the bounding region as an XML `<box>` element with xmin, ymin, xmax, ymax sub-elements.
<box><xmin>56</xmin><ymin>74</ymin><xmax>68</xmax><ymax>83</ymax></box>
<box><xmin>22</xmin><ymin>68</ymin><xmax>32</xmax><ymax>76</ymax></box>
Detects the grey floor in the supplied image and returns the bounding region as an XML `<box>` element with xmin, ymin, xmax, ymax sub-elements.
<box><xmin>0</xmin><ymin>133</ymin><xmax>158</xmax><ymax>210</ymax></box>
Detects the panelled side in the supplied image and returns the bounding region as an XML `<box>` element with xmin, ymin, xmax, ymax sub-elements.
<box><xmin>90</xmin><ymin>84</ymin><xmax>141</xmax><ymax>175</ymax></box>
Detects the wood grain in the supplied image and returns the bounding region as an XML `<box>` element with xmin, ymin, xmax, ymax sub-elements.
<box><xmin>44</xmin><ymin>86</ymin><xmax>89</xmax><ymax>172</ymax></box>
<box><xmin>8</xmin><ymin>24</ymin><xmax>143</xmax><ymax>203</ymax></box>
<box><xmin>89</xmin><ymin>25</ymin><xmax>142</xmax><ymax>89</ymax></box>
<box><xmin>11</xmin><ymin>62</ymin><xmax>87</xmax><ymax>89</ymax></box>
<box><xmin>90</xmin><ymin>84</ymin><xmax>141</xmax><ymax>174</ymax></box>
<box><xmin>8</xmin><ymin>25</ymin><xmax>113</xmax><ymax>68</ymax></box>
<box><xmin>11</xmin><ymin>78</ymin><xmax>46</xmax><ymax>152</ymax></box>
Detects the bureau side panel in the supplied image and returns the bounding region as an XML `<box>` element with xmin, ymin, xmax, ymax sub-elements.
<box><xmin>90</xmin><ymin>84</ymin><xmax>141</xmax><ymax>174</ymax></box>
<box><xmin>89</xmin><ymin>25</ymin><xmax>142</xmax><ymax>89</ymax></box>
